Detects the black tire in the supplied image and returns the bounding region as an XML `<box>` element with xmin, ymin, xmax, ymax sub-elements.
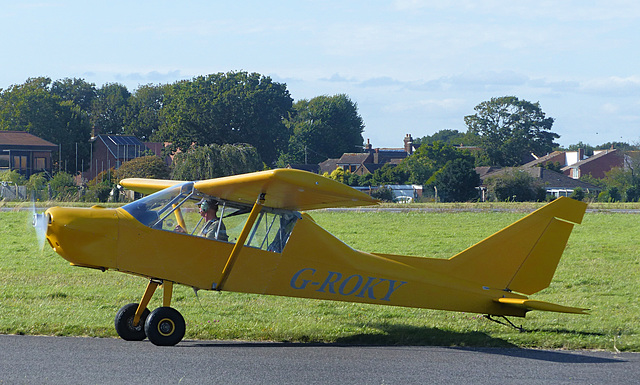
<box><xmin>144</xmin><ymin>307</ymin><xmax>186</xmax><ymax>346</ymax></box>
<box><xmin>114</xmin><ymin>303</ymin><xmax>150</xmax><ymax>341</ymax></box>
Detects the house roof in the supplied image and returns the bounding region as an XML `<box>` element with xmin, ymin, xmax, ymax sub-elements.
<box><xmin>0</xmin><ymin>131</ymin><xmax>58</xmax><ymax>150</ymax></box>
<box><xmin>337</xmin><ymin>153</ymin><xmax>372</xmax><ymax>164</ymax></box>
<box><xmin>525</xmin><ymin>167</ymin><xmax>601</xmax><ymax>190</ymax></box>
<box><xmin>318</xmin><ymin>158</ymin><xmax>340</xmax><ymax>174</ymax></box>
<box><xmin>481</xmin><ymin>166</ymin><xmax>601</xmax><ymax>191</ymax></box>
<box><xmin>93</xmin><ymin>134</ymin><xmax>146</xmax><ymax>160</ymax></box>
<box><xmin>287</xmin><ymin>163</ymin><xmax>320</xmax><ymax>173</ymax></box>
<box><xmin>356</xmin><ymin>163</ymin><xmax>387</xmax><ymax>174</ymax></box>
<box><xmin>560</xmin><ymin>148</ymin><xmax>618</xmax><ymax>170</ymax></box>
<box><xmin>522</xmin><ymin>151</ymin><xmax>566</xmax><ymax>168</ymax></box>
<box><xmin>475</xmin><ymin>166</ymin><xmax>502</xmax><ymax>178</ymax></box>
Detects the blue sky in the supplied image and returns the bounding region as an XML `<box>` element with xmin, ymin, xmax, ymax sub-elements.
<box><xmin>2</xmin><ymin>1</ymin><xmax>639</xmax><ymax>149</ymax></box>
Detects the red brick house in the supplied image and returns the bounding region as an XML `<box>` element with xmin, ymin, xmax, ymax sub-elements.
<box><xmin>86</xmin><ymin>134</ymin><xmax>171</xmax><ymax>181</ymax></box>
<box><xmin>319</xmin><ymin>134</ymin><xmax>415</xmax><ymax>175</ymax></box>
<box><xmin>561</xmin><ymin>149</ymin><xmax>622</xmax><ymax>179</ymax></box>
<box><xmin>0</xmin><ymin>131</ymin><xmax>58</xmax><ymax>178</ymax></box>
<box><xmin>88</xmin><ymin>134</ymin><xmax>149</xmax><ymax>180</ymax></box>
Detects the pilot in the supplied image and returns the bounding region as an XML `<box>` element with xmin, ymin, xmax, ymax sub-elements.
<box><xmin>196</xmin><ymin>198</ymin><xmax>229</xmax><ymax>242</ymax></box>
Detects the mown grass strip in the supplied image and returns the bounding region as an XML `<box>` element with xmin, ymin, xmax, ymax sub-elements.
<box><xmin>1</xmin><ymin>208</ymin><xmax>638</xmax><ymax>351</ymax></box>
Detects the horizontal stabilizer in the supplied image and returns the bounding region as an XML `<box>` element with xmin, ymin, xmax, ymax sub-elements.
<box><xmin>495</xmin><ymin>297</ymin><xmax>588</xmax><ymax>314</ymax></box>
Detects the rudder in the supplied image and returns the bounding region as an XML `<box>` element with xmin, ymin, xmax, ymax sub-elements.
<box><xmin>446</xmin><ymin>197</ymin><xmax>586</xmax><ymax>295</ymax></box>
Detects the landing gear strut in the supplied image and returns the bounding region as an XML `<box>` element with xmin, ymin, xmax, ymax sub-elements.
<box><xmin>114</xmin><ymin>279</ymin><xmax>185</xmax><ymax>346</ymax></box>
<box><xmin>484</xmin><ymin>315</ymin><xmax>525</xmax><ymax>332</ymax></box>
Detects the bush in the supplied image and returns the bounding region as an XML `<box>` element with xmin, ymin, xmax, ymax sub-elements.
<box><xmin>49</xmin><ymin>172</ymin><xmax>77</xmax><ymax>200</ymax></box>
<box><xmin>0</xmin><ymin>170</ymin><xmax>26</xmax><ymax>185</ymax></box>
<box><xmin>82</xmin><ymin>184</ymin><xmax>112</xmax><ymax>202</ymax></box>
<box><xmin>598</xmin><ymin>187</ymin><xmax>621</xmax><ymax>202</ymax></box>
<box><xmin>115</xmin><ymin>155</ymin><xmax>170</xmax><ymax>181</ymax></box>
<box><xmin>486</xmin><ymin>170</ymin><xmax>546</xmax><ymax>202</ymax></box>
<box><xmin>371</xmin><ymin>186</ymin><xmax>394</xmax><ymax>202</ymax></box>
<box><xmin>570</xmin><ymin>187</ymin><xmax>585</xmax><ymax>201</ymax></box>
<box><xmin>625</xmin><ymin>185</ymin><xmax>640</xmax><ymax>202</ymax></box>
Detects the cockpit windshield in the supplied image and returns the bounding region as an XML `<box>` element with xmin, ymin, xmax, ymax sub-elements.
<box><xmin>122</xmin><ymin>182</ymin><xmax>195</xmax><ymax>230</ymax></box>
<box><xmin>121</xmin><ymin>184</ymin><xmax>299</xmax><ymax>253</ymax></box>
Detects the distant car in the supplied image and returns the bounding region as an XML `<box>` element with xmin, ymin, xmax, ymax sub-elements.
<box><xmin>393</xmin><ymin>196</ymin><xmax>413</xmax><ymax>203</ymax></box>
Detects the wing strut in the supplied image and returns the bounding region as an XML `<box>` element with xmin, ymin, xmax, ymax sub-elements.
<box><xmin>214</xmin><ymin>194</ymin><xmax>265</xmax><ymax>291</ymax></box>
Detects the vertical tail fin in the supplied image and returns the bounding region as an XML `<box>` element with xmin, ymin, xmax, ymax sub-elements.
<box><xmin>447</xmin><ymin>197</ymin><xmax>586</xmax><ymax>295</ymax></box>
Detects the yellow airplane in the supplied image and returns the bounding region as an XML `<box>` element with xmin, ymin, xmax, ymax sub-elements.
<box><xmin>35</xmin><ymin>169</ymin><xmax>588</xmax><ymax>346</ymax></box>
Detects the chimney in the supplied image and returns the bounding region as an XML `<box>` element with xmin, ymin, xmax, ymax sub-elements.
<box><xmin>91</xmin><ymin>127</ymin><xmax>101</xmax><ymax>140</ymax></box>
<box><xmin>364</xmin><ymin>138</ymin><xmax>372</xmax><ymax>152</ymax></box>
<box><xmin>404</xmin><ymin>134</ymin><xmax>413</xmax><ymax>155</ymax></box>
<box><xmin>578</xmin><ymin>148</ymin><xmax>584</xmax><ymax>160</ymax></box>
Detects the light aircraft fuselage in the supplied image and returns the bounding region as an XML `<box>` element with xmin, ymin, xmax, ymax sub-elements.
<box><xmin>39</xmin><ymin>169</ymin><xmax>588</xmax><ymax>345</ymax></box>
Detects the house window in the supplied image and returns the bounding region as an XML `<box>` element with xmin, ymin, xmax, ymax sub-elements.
<box><xmin>35</xmin><ymin>157</ymin><xmax>46</xmax><ymax>171</ymax></box>
<box><xmin>13</xmin><ymin>156</ymin><xmax>27</xmax><ymax>170</ymax></box>
<box><xmin>0</xmin><ymin>155</ymin><xmax>9</xmax><ymax>169</ymax></box>
<box><xmin>572</xmin><ymin>168</ymin><xmax>580</xmax><ymax>179</ymax></box>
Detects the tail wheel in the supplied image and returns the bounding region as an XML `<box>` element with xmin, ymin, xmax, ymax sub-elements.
<box><xmin>114</xmin><ymin>303</ymin><xmax>150</xmax><ymax>341</ymax></box>
<box><xmin>144</xmin><ymin>307</ymin><xmax>185</xmax><ymax>346</ymax></box>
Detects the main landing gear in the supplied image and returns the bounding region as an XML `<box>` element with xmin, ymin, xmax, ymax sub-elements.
<box><xmin>114</xmin><ymin>280</ymin><xmax>186</xmax><ymax>346</ymax></box>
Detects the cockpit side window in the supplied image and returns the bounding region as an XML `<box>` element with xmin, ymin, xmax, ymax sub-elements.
<box><xmin>123</xmin><ymin>187</ymin><xmax>299</xmax><ymax>250</ymax></box>
<box><xmin>245</xmin><ymin>210</ymin><xmax>299</xmax><ymax>253</ymax></box>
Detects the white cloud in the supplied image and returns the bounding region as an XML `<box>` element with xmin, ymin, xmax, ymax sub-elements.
<box><xmin>582</xmin><ymin>76</ymin><xmax>640</xmax><ymax>96</ymax></box>
<box><xmin>384</xmin><ymin>98</ymin><xmax>465</xmax><ymax>114</ymax></box>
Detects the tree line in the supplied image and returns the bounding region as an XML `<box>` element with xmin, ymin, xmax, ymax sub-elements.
<box><xmin>0</xmin><ymin>72</ymin><xmax>365</xmax><ymax>169</ymax></box>
<box><xmin>2</xmin><ymin>73</ymin><xmax>639</xmax><ymax>202</ymax></box>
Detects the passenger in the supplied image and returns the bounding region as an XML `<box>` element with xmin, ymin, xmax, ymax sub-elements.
<box><xmin>196</xmin><ymin>198</ymin><xmax>228</xmax><ymax>241</ymax></box>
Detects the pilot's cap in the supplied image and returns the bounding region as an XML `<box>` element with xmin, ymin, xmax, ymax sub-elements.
<box><xmin>196</xmin><ymin>198</ymin><xmax>217</xmax><ymax>211</ymax></box>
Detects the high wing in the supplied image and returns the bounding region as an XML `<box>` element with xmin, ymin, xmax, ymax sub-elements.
<box><xmin>120</xmin><ymin>169</ymin><xmax>379</xmax><ymax>210</ymax></box>
<box><xmin>119</xmin><ymin>178</ymin><xmax>182</xmax><ymax>195</ymax></box>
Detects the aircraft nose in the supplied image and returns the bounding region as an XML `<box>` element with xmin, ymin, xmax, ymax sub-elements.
<box><xmin>45</xmin><ymin>206</ymin><xmax>119</xmax><ymax>270</ymax></box>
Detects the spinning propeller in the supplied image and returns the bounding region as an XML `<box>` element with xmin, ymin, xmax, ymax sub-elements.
<box><xmin>31</xmin><ymin>198</ymin><xmax>48</xmax><ymax>250</ymax></box>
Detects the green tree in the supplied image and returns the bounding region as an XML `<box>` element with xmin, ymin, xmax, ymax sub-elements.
<box><xmin>0</xmin><ymin>77</ymin><xmax>91</xmax><ymax>172</ymax></box>
<box><xmin>91</xmin><ymin>83</ymin><xmax>131</xmax><ymax>135</ymax></box>
<box><xmin>281</xmin><ymin>94</ymin><xmax>364</xmax><ymax>165</ymax></box>
<box><xmin>125</xmin><ymin>84</ymin><xmax>169</xmax><ymax>140</ymax></box>
<box><xmin>431</xmin><ymin>158</ymin><xmax>480</xmax><ymax>202</ymax></box>
<box><xmin>115</xmin><ymin>156</ymin><xmax>170</xmax><ymax>181</ymax></box>
<box><xmin>564</xmin><ymin>142</ymin><xmax>595</xmax><ymax>157</ymax></box>
<box><xmin>51</xmin><ymin>78</ymin><xmax>97</xmax><ymax>112</ymax></box>
<box><xmin>400</xmin><ymin>141</ymin><xmax>474</xmax><ymax>185</ymax></box>
<box><xmin>170</xmin><ymin>143</ymin><xmax>263</xmax><ymax>181</ymax></box>
<box><xmin>464</xmin><ymin>96</ymin><xmax>559</xmax><ymax>166</ymax></box>
<box><xmin>158</xmin><ymin>71</ymin><xmax>292</xmax><ymax>165</ymax></box>
<box><xmin>370</xmin><ymin>164</ymin><xmax>409</xmax><ymax>185</ymax></box>
<box><xmin>327</xmin><ymin>167</ymin><xmax>350</xmax><ymax>184</ymax></box>
<box><xmin>414</xmin><ymin>129</ymin><xmax>479</xmax><ymax>148</ymax></box>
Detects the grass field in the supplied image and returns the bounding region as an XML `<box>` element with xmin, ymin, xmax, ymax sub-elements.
<box><xmin>1</xmin><ymin>206</ymin><xmax>638</xmax><ymax>351</ymax></box>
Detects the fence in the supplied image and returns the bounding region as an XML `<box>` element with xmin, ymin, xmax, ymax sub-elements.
<box><xmin>0</xmin><ymin>183</ymin><xmax>27</xmax><ymax>200</ymax></box>
<box><xmin>0</xmin><ymin>183</ymin><xmax>133</xmax><ymax>203</ymax></box>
